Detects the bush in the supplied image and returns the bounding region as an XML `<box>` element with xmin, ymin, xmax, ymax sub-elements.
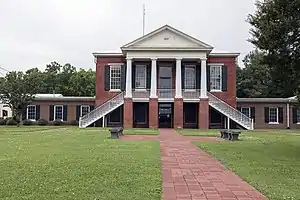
<box><xmin>0</xmin><ymin>118</ymin><xmax>7</xmax><ymax>125</ymax></box>
<box><xmin>22</xmin><ymin>120</ymin><xmax>36</xmax><ymax>126</ymax></box>
<box><xmin>37</xmin><ymin>119</ymin><xmax>48</xmax><ymax>126</ymax></box>
<box><xmin>50</xmin><ymin>120</ymin><xmax>65</xmax><ymax>126</ymax></box>
<box><xmin>6</xmin><ymin>118</ymin><xmax>18</xmax><ymax>126</ymax></box>
<box><xmin>70</xmin><ymin>120</ymin><xmax>79</xmax><ymax>126</ymax></box>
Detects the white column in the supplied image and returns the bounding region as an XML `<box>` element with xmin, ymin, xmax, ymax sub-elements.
<box><xmin>125</xmin><ymin>58</ymin><xmax>132</xmax><ymax>98</ymax></box>
<box><xmin>102</xmin><ymin>116</ymin><xmax>105</xmax><ymax>128</ymax></box>
<box><xmin>150</xmin><ymin>58</ymin><xmax>157</xmax><ymax>98</ymax></box>
<box><xmin>175</xmin><ymin>58</ymin><xmax>182</xmax><ymax>98</ymax></box>
<box><xmin>287</xmin><ymin>102</ymin><xmax>290</xmax><ymax>128</ymax></box>
<box><xmin>200</xmin><ymin>58</ymin><xmax>208</xmax><ymax>98</ymax></box>
<box><xmin>227</xmin><ymin>117</ymin><xmax>230</xmax><ymax>129</ymax></box>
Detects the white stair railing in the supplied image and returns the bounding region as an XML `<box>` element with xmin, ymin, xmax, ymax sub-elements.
<box><xmin>79</xmin><ymin>92</ymin><xmax>124</xmax><ymax>128</ymax></box>
<box><xmin>207</xmin><ymin>92</ymin><xmax>254</xmax><ymax>130</ymax></box>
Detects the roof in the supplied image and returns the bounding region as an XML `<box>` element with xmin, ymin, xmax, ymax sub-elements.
<box><xmin>237</xmin><ymin>97</ymin><xmax>298</xmax><ymax>103</ymax></box>
<box><xmin>34</xmin><ymin>94</ymin><xmax>95</xmax><ymax>102</ymax></box>
<box><xmin>121</xmin><ymin>24</ymin><xmax>214</xmax><ymax>51</ymax></box>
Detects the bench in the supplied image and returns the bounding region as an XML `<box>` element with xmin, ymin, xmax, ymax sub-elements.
<box><xmin>109</xmin><ymin>127</ymin><xmax>124</xmax><ymax>139</ymax></box>
<box><xmin>219</xmin><ymin>129</ymin><xmax>241</xmax><ymax>141</ymax></box>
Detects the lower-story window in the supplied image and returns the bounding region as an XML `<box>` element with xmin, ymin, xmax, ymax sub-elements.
<box><xmin>54</xmin><ymin>105</ymin><xmax>63</xmax><ymax>121</ymax></box>
<box><xmin>297</xmin><ymin>109</ymin><xmax>300</xmax><ymax>123</ymax></box>
<box><xmin>241</xmin><ymin>107</ymin><xmax>251</xmax><ymax>118</ymax></box>
<box><xmin>27</xmin><ymin>105</ymin><xmax>36</xmax><ymax>120</ymax></box>
<box><xmin>81</xmin><ymin>105</ymin><xmax>90</xmax><ymax>117</ymax></box>
<box><xmin>269</xmin><ymin>107</ymin><xmax>279</xmax><ymax>124</ymax></box>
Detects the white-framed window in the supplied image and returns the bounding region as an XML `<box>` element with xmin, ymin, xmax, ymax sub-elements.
<box><xmin>241</xmin><ymin>107</ymin><xmax>251</xmax><ymax>118</ymax></box>
<box><xmin>297</xmin><ymin>109</ymin><xmax>300</xmax><ymax>123</ymax></box>
<box><xmin>81</xmin><ymin>105</ymin><xmax>90</xmax><ymax>117</ymax></box>
<box><xmin>27</xmin><ymin>105</ymin><xmax>36</xmax><ymax>120</ymax></box>
<box><xmin>110</xmin><ymin>65</ymin><xmax>121</xmax><ymax>90</ymax></box>
<box><xmin>185</xmin><ymin>65</ymin><xmax>196</xmax><ymax>90</ymax></box>
<box><xmin>210</xmin><ymin>65</ymin><xmax>222</xmax><ymax>91</ymax></box>
<box><xmin>54</xmin><ymin>105</ymin><xmax>63</xmax><ymax>121</ymax></box>
<box><xmin>269</xmin><ymin>107</ymin><xmax>279</xmax><ymax>124</ymax></box>
<box><xmin>135</xmin><ymin>65</ymin><xmax>147</xmax><ymax>89</ymax></box>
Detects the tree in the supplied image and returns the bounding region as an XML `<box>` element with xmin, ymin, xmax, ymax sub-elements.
<box><xmin>68</xmin><ymin>69</ymin><xmax>95</xmax><ymax>96</ymax></box>
<box><xmin>0</xmin><ymin>71</ymin><xmax>41</xmax><ymax>123</ymax></box>
<box><xmin>248</xmin><ymin>0</ymin><xmax>300</xmax><ymax>98</ymax></box>
<box><xmin>237</xmin><ymin>50</ymin><xmax>276</xmax><ymax>98</ymax></box>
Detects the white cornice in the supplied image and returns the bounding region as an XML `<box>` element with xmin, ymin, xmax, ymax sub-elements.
<box><xmin>209</xmin><ymin>53</ymin><xmax>240</xmax><ymax>57</ymax></box>
<box><xmin>93</xmin><ymin>53</ymin><xmax>123</xmax><ymax>57</ymax></box>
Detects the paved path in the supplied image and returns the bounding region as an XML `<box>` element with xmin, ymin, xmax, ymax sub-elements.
<box><xmin>159</xmin><ymin>129</ymin><xmax>268</xmax><ymax>200</ymax></box>
<box><xmin>121</xmin><ymin>130</ymin><xmax>268</xmax><ymax>200</ymax></box>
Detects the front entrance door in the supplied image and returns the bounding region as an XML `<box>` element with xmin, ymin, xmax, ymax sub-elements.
<box><xmin>159</xmin><ymin>103</ymin><xmax>173</xmax><ymax>128</ymax></box>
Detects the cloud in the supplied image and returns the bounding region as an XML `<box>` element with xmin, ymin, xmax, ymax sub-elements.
<box><xmin>0</xmin><ymin>0</ymin><xmax>256</xmax><ymax>71</ymax></box>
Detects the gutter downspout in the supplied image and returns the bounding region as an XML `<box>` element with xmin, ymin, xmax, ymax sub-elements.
<box><xmin>287</xmin><ymin>100</ymin><xmax>290</xmax><ymax>129</ymax></box>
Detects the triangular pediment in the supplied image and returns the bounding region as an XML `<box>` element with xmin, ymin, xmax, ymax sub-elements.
<box><xmin>122</xmin><ymin>25</ymin><xmax>213</xmax><ymax>51</ymax></box>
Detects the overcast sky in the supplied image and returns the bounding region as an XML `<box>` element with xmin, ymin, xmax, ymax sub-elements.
<box><xmin>0</xmin><ymin>0</ymin><xmax>256</xmax><ymax>72</ymax></box>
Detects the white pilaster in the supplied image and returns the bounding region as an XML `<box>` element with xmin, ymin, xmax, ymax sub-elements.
<box><xmin>125</xmin><ymin>58</ymin><xmax>132</xmax><ymax>98</ymax></box>
<box><xmin>200</xmin><ymin>58</ymin><xmax>208</xmax><ymax>98</ymax></box>
<box><xmin>175</xmin><ymin>58</ymin><xmax>182</xmax><ymax>98</ymax></box>
<box><xmin>150</xmin><ymin>58</ymin><xmax>158</xmax><ymax>98</ymax></box>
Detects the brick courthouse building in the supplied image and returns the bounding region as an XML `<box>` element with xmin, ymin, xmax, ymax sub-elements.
<box><xmin>26</xmin><ymin>25</ymin><xmax>300</xmax><ymax>129</ymax></box>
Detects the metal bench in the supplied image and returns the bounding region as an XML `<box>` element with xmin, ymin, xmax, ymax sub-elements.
<box><xmin>109</xmin><ymin>127</ymin><xmax>124</xmax><ymax>139</ymax></box>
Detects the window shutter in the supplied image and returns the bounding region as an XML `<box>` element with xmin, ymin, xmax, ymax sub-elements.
<box><xmin>49</xmin><ymin>105</ymin><xmax>54</xmax><ymax>121</ymax></box>
<box><xmin>132</xmin><ymin>64</ymin><xmax>136</xmax><ymax>89</ymax></box>
<box><xmin>181</xmin><ymin>65</ymin><xmax>185</xmax><ymax>90</ymax></box>
<box><xmin>196</xmin><ymin>64</ymin><xmax>201</xmax><ymax>89</ymax></box>
<box><xmin>121</xmin><ymin>64</ymin><xmax>126</xmax><ymax>91</ymax></box>
<box><xmin>104</xmin><ymin>65</ymin><xmax>110</xmax><ymax>91</ymax></box>
<box><xmin>292</xmin><ymin>107</ymin><xmax>298</xmax><ymax>124</ymax></box>
<box><xmin>146</xmin><ymin>65</ymin><xmax>151</xmax><ymax>89</ymax></box>
<box><xmin>36</xmin><ymin>105</ymin><xmax>40</xmax><ymax>120</ymax></box>
<box><xmin>251</xmin><ymin>107</ymin><xmax>255</xmax><ymax>122</ymax></box>
<box><xmin>264</xmin><ymin>107</ymin><xmax>269</xmax><ymax>123</ymax></box>
<box><xmin>278</xmin><ymin>107</ymin><xmax>284</xmax><ymax>123</ymax></box>
<box><xmin>206</xmin><ymin>65</ymin><xmax>211</xmax><ymax>91</ymax></box>
<box><xmin>76</xmin><ymin>105</ymin><xmax>81</xmax><ymax>121</ymax></box>
<box><xmin>63</xmin><ymin>105</ymin><xmax>68</xmax><ymax>121</ymax></box>
<box><xmin>222</xmin><ymin>65</ymin><xmax>228</xmax><ymax>92</ymax></box>
<box><xmin>22</xmin><ymin>107</ymin><xmax>27</xmax><ymax>120</ymax></box>
<box><xmin>90</xmin><ymin>105</ymin><xmax>95</xmax><ymax>111</ymax></box>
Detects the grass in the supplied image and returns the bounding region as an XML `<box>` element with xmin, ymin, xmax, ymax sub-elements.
<box><xmin>124</xmin><ymin>128</ymin><xmax>159</xmax><ymax>135</ymax></box>
<box><xmin>177</xmin><ymin>128</ymin><xmax>219</xmax><ymax>137</ymax></box>
<box><xmin>0</xmin><ymin>127</ymin><xmax>161</xmax><ymax>200</ymax></box>
<box><xmin>196</xmin><ymin>130</ymin><xmax>300</xmax><ymax>200</ymax></box>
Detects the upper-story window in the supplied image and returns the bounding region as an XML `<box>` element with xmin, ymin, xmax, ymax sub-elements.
<box><xmin>135</xmin><ymin>65</ymin><xmax>147</xmax><ymax>89</ymax></box>
<box><xmin>27</xmin><ymin>105</ymin><xmax>36</xmax><ymax>120</ymax></box>
<box><xmin>210</xmin><ymin>65</ymin><xmax>222</xmax><ymax>91</ymax></box>
<box><xmin>185</xmin><ymin>65</ymin><xmax>196</xmax><ymax>89</ymax></box>
<box><xmin>110</xmin><ymin>65</ymin><xmax>121</xmax><ymax>90</ymax></box>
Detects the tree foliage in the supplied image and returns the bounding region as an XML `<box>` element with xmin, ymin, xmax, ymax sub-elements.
<box><xmin>247</xmin><ymin>0</ymin><xmax>300</xmax><ymax>98</ymax></box>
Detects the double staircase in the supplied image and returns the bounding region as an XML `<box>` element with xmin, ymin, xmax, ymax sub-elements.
<box><xmin>79</xmin><ymin>91</ymin><xmax>254</xmax><ymax>130</ymax></box>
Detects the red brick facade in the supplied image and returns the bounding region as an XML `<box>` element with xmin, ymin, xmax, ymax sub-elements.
<box><xmin>149</xmin><ymin>98</ymin><xmax>158</xmax><ymax>128</ymax></box>
<box><xmin>174</xmin><ymin>98</ymin><xmax>183</xmax><ymax>129</ymax></box>
<box><xmin>198</xmin><ymin>98</ymin><xmax>209</xmax><ymax>129</ymax></box>
<box><xmin>123</xmin><ymin>98</ymin><xmax>133</xmax><ymax>128</ymax></box>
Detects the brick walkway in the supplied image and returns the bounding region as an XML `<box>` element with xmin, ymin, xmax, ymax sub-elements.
<box><xmin>121</xmin><ymin>130</ymin><xmax>268</xmax><ymax>200</ymax></box>
<box><xmin>159</xmin><ymin>129</ymin><xmax>268</xmax><ymax>200</ymax></box>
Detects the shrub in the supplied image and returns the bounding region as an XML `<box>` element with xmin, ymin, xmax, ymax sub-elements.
<box><xmin>37</xmin><ymin>119</ymin><xmax>48</xmax><ymax>126</ymax></box>
<box><xmin>0</xmin><ymin>118</ymin><xmax>7</xmax><ymax>125</ymax></box>
<box><xmin>6</xmin><ymin>118</ymin><xmax>18</xmax><ymax>126</ymax></box>
<box><xmin>22</xmin><ymin>120</ymin><xmax>36</xmax><ymax>126</ymax></box>
<box><xmin>70</xmin><ymin>120</ymin><xmax>79</xmax><ymax>126</ymax></box>
<box><xmin>51</xmin><ymin>120</ymin><xmax>65</xmax><ymax>126</ymax></box>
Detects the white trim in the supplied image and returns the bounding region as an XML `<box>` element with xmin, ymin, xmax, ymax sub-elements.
<box><xmin>80</xmin><ymin>105</ymin><xmax>90</xmax><ymax>117</ymax></box>
<box><xmin>158</xmin><ymin>98</ymin><xmax>174</xmax><ymax>102</ymax></box>
<box><xmin>109</xmin><ymin>89</ymin><xmax>121</xmax><ymax>92</ymax></box>
<box><xmin>54</xmin><ymin>105</ymin><xmax>64</xmax><ymax>121</ymax></box>
<box><xmin>26</xmin><ymin>105</ymin><xmax>36</xmax><ymax>120</ymax></box>
<box><xmin>110</xmin><ymin>65</ymin><xmax>122</xmax><ymax>91</ymax></box>
<box><xmin>269</xmin><ymin>122</ymin><xmax>279</xmax><ymax>125</ymax></box>
<box><xmin>210</xmin><ymin>90</ymin><xmax>222</xmax><ymax>92</ymax></box>
<box><xmin>207</xmin><ymin>63</ymin><xmax>224</xmax><ymax>66</ymax></box>
<box><xmin>121</xmin><ymin>25</ymin><xmax>213</xmax><ymax>50</ymax></box>
<box><xmin>287</xmin><ymin>103</ymin><xmax>290</xmax><ymax>128</ymax></box>
<box><xmin>183</xmin><ymin>99</ymin><xmax>200</xmax><ymax>103</ymax></box>
<box><xmin>209</xmin><ymin>65</ymin><xmax>222</xmax><ymax>91</ymax></box>
<box><xmin>240</xmin><ymin>107</ymin><xmax>251</xmax><ymax>118</ymax></box>
<box><xmin>133</xmin><ymin>98</ymin><xmax>149</xmax><ymax>102</ymax></box>
<box><xmin>269</xmin><ymin>107</ymin><xmax>279</xmax><ymax>124</ymax></box>
<box><xmin>93</xmin><ymin>53</ymin><xmax>123</xmax><ymax>57</ymax></box>
<box><xmin>108</xmin><ymin>63</ymin><xmax>124</xmax><ymax>66</ymax></box>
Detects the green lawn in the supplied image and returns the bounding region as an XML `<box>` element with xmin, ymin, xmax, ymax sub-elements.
<box><xmin>196</xmin><ymin>130</ymin><xmax>300</xmax><ymax>200</ymax></box>
<box><xmin>0</xmin><ymin>127</ymin><xmax>161</xmax><ymax>200</ymax></box>
<box><xmin>124</xmin><ymin>128</ymin><xmax>159</xmax><ymax>135</ymax></box>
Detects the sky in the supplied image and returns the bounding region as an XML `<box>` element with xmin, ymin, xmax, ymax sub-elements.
<box><xmin>0</xmin><ymin>0</ymin><xmax>257</xmax><ymax>72</ymax></box>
